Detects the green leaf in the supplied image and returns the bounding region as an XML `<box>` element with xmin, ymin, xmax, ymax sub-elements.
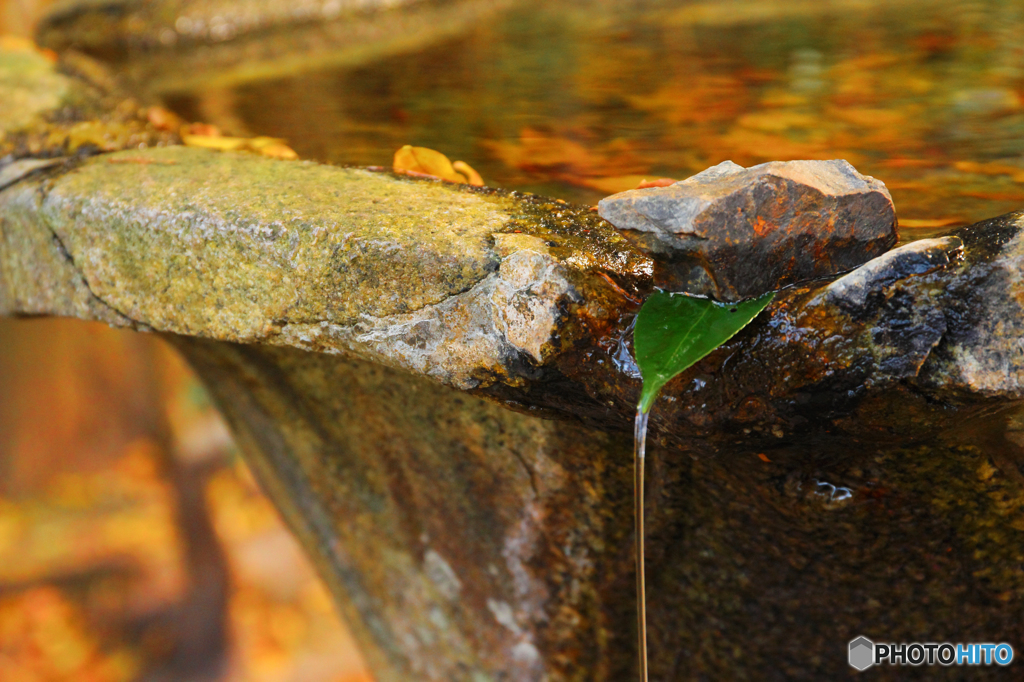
<box><xmin>634</xmin><ymin>291</ymin><xmax>775</xmax><ymax>413</ymax></box>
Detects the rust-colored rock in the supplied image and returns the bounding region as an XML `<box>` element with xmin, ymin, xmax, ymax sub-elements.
<box><xmin>597</xmin><ymin>159</ymin><xmax>898</xmax><ymax>301</ymax></box>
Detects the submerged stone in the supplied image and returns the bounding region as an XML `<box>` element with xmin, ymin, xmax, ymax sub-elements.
<box><xmin>597</xmin><ymin>159</ymin><xmax>898</xmax><ymax>301</ymax></box>
<box><xmin>36</xmin><ymin>0</ymin><xmax>520</xmax><ymax>96</ymax></box>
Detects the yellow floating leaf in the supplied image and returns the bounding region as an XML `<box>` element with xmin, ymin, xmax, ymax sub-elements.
<box><xmin>392</xmin><ymin>145</ymin><xmax>485</xmax><ymax>185</ymax></box>
<box><xmin>182</xmin><ymin>134</ymin><xmax>248</xmax><ymax>151</ymax></box>
<box><xmin>259</xmin><ymin>143</ymin><xmax>299</xmax><ymax>160</ymax></box>
<box><xmin>248</xmin><ymin>136</ymin><xmax>287</xmax><ymax>150</ymax></box>
<box><xmin>576</xmin><ymin>175</ymin><xmax>653</xmax><ymax>194</ymax></box>
<box><xmin>453</xmin><ymin>160</ymin><xmax>484</xmax><ymax>186</ymax></box>
<box><xmin>393</xmin><ymin>145</ymin><xmax>467</xmax><ymax>183</ymax></box>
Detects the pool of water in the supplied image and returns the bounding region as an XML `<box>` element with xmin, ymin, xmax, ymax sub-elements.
<box><xmin>162</xmin><ymin>0</ymin><xmax>1024</xmax><ymax>237</ymax></box>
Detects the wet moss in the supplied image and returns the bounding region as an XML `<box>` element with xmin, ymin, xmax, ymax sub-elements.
<box><xmin>0</xmin><ymin>45</ymin><xmax>70</xmax><ymax>133</ymax></box>
<box><xmin>40</xmin><ymin>148</ymin><xmax>519</xmax><ymax>337</ymax></box>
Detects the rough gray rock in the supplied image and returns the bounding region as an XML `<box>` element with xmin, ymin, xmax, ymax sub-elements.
<box><xmin>0</xmin><ymin>158</ymin><xmax>64</xmax><ymax>192</ymax></box>
<box><xmin>820</xmin><ymin>236</ymin><xmax>964</xmax><ymax>309</ymax></box>
<box><xmin>597</xmin><ymin>159</ymin><xmax>898</xmax><ymax>301</ymax></box>
<box><xmin>5</xmin><ymin>141</ymin><xmax>1024</xmax><ymax>440</ymax></box>
<box><xmin>0</xmin><ymin>145</ymin><xmax>648</xmax><ymax>391</ymax></box>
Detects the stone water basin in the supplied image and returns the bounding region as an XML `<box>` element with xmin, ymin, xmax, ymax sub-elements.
<box><xmin>5</xmin><ymin>0</ymin><xmax>1024</xmax><ymax>678</ymax></box>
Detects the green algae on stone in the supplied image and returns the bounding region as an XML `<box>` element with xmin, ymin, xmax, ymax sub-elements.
<box><xmin>501</xmin><ymin>193</ymin><xmax>653</xmax><ymax>291</ymax></box>
<box><xmin>39</xmin><ymin>146</ymin><xmax>510</xmax><ymax>332</ymax></box>
<box><xmin>0</xmin><ymin>45</ymin><xmax>71</xmax><ymax>134</ymax></box>
<box><xmin>0</xmin><ymin>181</ymin><xmax>131</xmax><ymax>326</ymax></box>
<box><xmin>23</xmin><ymin>146</ymin><xmax>641</xmax><ymax>389</ymax></box>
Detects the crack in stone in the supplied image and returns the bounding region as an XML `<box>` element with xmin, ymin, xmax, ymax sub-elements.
<box><xmin>37</xmin><ymin>193</ymin><xmax>142</xmax><ymax>328</ymax></box>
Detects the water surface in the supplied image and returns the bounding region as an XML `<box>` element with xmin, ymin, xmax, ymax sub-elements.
<box><xmin>164</xmin><ymin>0</ymin><xmax>1024</xmax><ymax>235</ymax></box>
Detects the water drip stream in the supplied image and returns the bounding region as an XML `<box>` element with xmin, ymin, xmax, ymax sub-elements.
<box><xmin>634</xmin><ymin>406</ymin><xmax>650</xmax><ymax>682</ymax></box>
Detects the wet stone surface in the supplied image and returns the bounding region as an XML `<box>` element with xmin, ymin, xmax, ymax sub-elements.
<box><xmin>598</xmin><ymin>159</ymin><xmax>898</xmax><ymax>301</ymax></box>
<box><xmin>7</xmin><ymin>21</ymin><xmax>1024</xmax><ymax>680</ymax></box>
<box><xmin>174</xmin><ymin>335</ymin><xmax>1024</xmax><ymax>682</ymax></box>
<box><xmin>0</xmin><ymin>145</ymin><xmax>649</xmax><ymax>391</ymax></box>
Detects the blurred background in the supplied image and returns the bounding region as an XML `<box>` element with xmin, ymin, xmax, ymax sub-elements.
<box><xmin>5</xmin><ymin>0</ymin><xmax>1024</xmax><ymax>679</ymax></box>
<box><xmin>0</xmin><ymin>320</ymin><xmax>372</xmax><ymax>682</ymax></box>
<box><xmin>3</xmin><ymin>6</ymin><xmax>372</xmax><ymax>682</ymax></box>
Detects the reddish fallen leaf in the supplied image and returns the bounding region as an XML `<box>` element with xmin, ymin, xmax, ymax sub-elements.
<box><xmin>757</xmin><ymin>453</ymin><xmax>771</xmax><ymax>463</ymax></box>
<box><xmin>899</xmin><ymin>217</ymin><xmax>964</xmax><ymax>228</ymax></box>
<box><xmin>183</xmin><ymin>122</ymin><xmax>222</xmax><ymax>137</ymax></box>
<box><xmin>636</xmin><ymin>178</ymin><xmax>678</xmax><ymax>189</ymax></box>
<box><xmin>147</xmin><ymin>107</ymin><xmax>183</xmax><ymax>132</ymax></box>
<box><xmin>107</xmin><ymin>157</ymin><xmax>178</xmax><ymax>166</ymax></box>
<box><xmin>960</xmin><ymin>191</ymin><xmax>1024</xmax><ymax>202</ymax></box>
<box><xmin>877</xmin><ymin>158</ymin><xmax>940</xmax><ymax>168</ymax></box>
